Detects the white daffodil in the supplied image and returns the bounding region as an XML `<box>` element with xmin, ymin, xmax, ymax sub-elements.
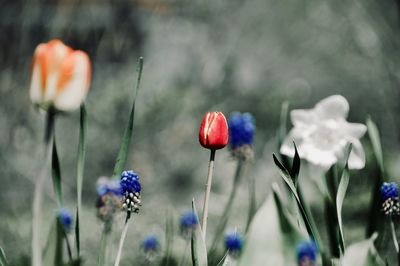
<box><xmin>280</xmin><ymin>95</ymin><xmax>367</xmax><ymax>170</ymax></box>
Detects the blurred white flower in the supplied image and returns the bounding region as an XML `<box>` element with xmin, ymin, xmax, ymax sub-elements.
<box><xmin>280</xmin><ymin>95</ymin><xmax>367</xmax><ymax>170</ymax></box>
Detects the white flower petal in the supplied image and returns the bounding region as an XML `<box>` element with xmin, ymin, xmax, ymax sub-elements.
<box><xmin>345</xmin><ymin>122</ymin><xmax>367</xmax><ymax>138</ymax></box>
<box><xmin>30</xmin><ymin>59</ymin><xmax>43</xmax><ymax>104</ymax></box>
<box><xmin>347</xmin><ymin>139</ymin><xmax>366</xmax><ymax>169</ymax></box>
<box><xmin>302</xmin><ymin>143</ymin><xmax>338</xmax><ymax>170</ymax></box>
<box><xmin>290</xmin><ymin>109</ymin><xmax>316</xmax><ymax>126</ymax></box>
<box><xmin>315</xmin><ymin>95</ymin><xmax>349</xmax><ymax>119</ymax></box>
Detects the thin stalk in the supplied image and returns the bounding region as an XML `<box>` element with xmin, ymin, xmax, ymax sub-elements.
<box><xmin>209</xmin><ymin>159</ymin><xmax>243</xmax><ymax>253</ymax></box>
<box><xmin>178</xmin><ymin>241</ymin><xmax>189</xmax><ymax>266</ymax></box>
<box><xmin>97</xmin><ymin>226</ymin><xmax>110</xmax><ymax>266</ymax></box>
<box><xmin>114</xmin><ymin>219</ymin><xmax>131</xmax><ymax>266</ymax></box>
<box><xmin>32</xmin><ymin>110</ymin><xmax>56</xmax><ymax>266</ymax></box>
<box><xmin>63</xmin><ymin>230</ymin><xmax>73</xmax><ymax>263</ymax></box>
<box><xmin>201</xmin><ymin>149</ymin><xmax>216</xmax><ymax>241</ymax></box>
<box><xmin>390</xmin><ymin>218</ymin><xmax>400</xmax><ymax>266</ymax></box>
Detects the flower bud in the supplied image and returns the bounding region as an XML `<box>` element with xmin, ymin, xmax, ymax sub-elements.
<box><xmin>30</xmin><ymin>39</ymin><xmax>91</xmax><ymax>112</ymax></box>
<box><xmin>199</xmin><ymin>112</ymin><xmax>229</xmax><ymax>150</ymax></box>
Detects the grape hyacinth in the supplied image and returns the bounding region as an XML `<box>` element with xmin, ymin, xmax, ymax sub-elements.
<box><xmin>142</xmin><ymin>235</ymin><xmax>160</xmax><ymax>261</ymax></box>
<box><xmin>228</xmin><ymin>112</ymin><xmax>255</xmax><ymax>160</ymax></box>
<box><xmin>179</xmin><ymin>211</ymin><xmax>198</xmax><ymax>239</ymax></box>
<box><xmin>95</xmin><ymin>177</ymin><xmax>123</xmax><ymax>227</ymax></box>
<box><xmin>297</xmin><ymin>240</ymin><xmax>318</xmax><ymax>266</ymax></box>
<box><xmin>224</xmin><ymin>232</ymin><xmax>243</xmax><ymax>257</ymax></box>
<box><xmin>381</xmin><ymin>182</ymin><xmax>400</xmax><ymax>216</ymax></box>
<box><xmin>120</xmin><ymin>170</ymin><xmax>142</xmax><ymax>215</ymax></box>
<box><xmin>58</xmin><ymin>208</ymin><xmax>73</xmax><ymax>232</ymax></box>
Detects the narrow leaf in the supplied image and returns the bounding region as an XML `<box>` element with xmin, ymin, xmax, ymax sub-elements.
<box><xmin>97</xmin><ymin>228</ymin><xmax>110</xmax><ymax>266</ymax></box>
<box><xmin>76</xmin><ymin>104</ymin><xmax>87</xmax><ymax>256</ymax></box>
<box><xmin>113</xmin><ymin>57</ymin><xmax>144</xmax><ymax>177</ymax></box>
<box><xmin>336</xmin><ymin>163</ymin><xmax>349</xmax><ymax>253</ymax></box>
<box><xmin>291</xmin><ymin>142</ymin><xmax>300</xmax><ymax>187</ymax></box>
<box><xmin>191</xmin><ymin>200</ymin><xmax>208</xmax><ymax>266</ymax></box>
<box><xmin>0</xmin><ymin>247</ymin><xmax>8</xmax><ymax>266</ymax></box>
<box><xmin>52</xmin><ymin>138</ymin><xmax>62</xmax><ymax>208</ymax></box>
<box><xmin>366</xmin><ymin>117</ymin><xmax>384</xmax><ymax>174</ymax></box>
<box><xmin>43</xmin><ymin>218</ymin><xmax>64</xmax><ymax>266</ymax></box>
<box><xmin>163</xmin><ymin>209</ymin><xmax>174</xmax><ymax>266</ymax></box>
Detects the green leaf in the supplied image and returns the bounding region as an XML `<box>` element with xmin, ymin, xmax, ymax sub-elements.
<box><xmin>272</xmin><ymin>153</ymin><xmax>323</xmax><ymax>253</ymax></box>
<box><xmin>43</xmin><ymin>218</ymin><xmax>64</xmax><ymax>266</ymax></box>
<box><xmin>113</xmin><ymin>57</ymin><xmax>144</xmax><ymax>177</ymax></box>
<box><xmin>238</xmin><ymin>190</ymin><xmax>305</xmax><ymax>266</ymax></box>
<box><xmin>75</xmin><ymin>104</ymin><xmax>87</xmax><ymax>257</ymax></box>
<box><xmin>366</xmin><ymin>117</ymin><xmax>384</xmax><ymax>174</ymax></box>
<box><xmin>162</xmin><ymin>209</ymin><xmax>174</xmax><ymax>266</ymax></box>
<box><xmin>342</xmin><ymin>233</ymin><xmax>385</xmax><ymax>266</ymax></box>
<box><xmin>0</xmin><ymin>247</ymin><xmax>8</xmax><ymax>266</ymax></box>
<box><xmin>52</xmin><ymin>137</ymin><xmax>62</xmax><ymax>208</ymax></box>
<box><xmin>191</xmin><ymin>200</ymin><xmax>208</xmax><ymax>266</ymax></box>
<box><xmin>336</xmin><ymin>163</ymin><xmax>349</xmax><ymax>253</ymax></box>
<box><xmin>221</xmin><ymin>254</ymin><xmax>235</xmax><ymax>266</ymax></box>
<box><xmin>291</xmin><ymin>142</ymin><xmax>300</xmax><ymax>187</ymax></box>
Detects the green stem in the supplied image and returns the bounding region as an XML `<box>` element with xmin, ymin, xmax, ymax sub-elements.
<box><xmin>390</xmin><ymin>218</ymin><xmax>400</xmax><ymax>266</ymax></box>
<box><xmin>114</xmin><ymin>218</ymin><xmax>131</xmax><ymax>266</ymax></box>
<box><xmin>31</xmin><ymin>110</ymin><xmax>55</xmax><ymax>266</ymax></box>
<box><xmin>201</xmin><ymin>149</ymin><xmax>216</xmax><ymax>241</ymax></box>
<box><xmin>209</xmin><ymin>159</ymin><xmax>243</xmax><ymax>254</ymax></box>
<box><xmin>97</xmin><ymin>225</ymin><xmax>110</xmax><ymax>266</ymax></box>
<box><xmin>178</xmin><ymin>241</ymin><xmax>189</xmax><ymax>266</ymax></box>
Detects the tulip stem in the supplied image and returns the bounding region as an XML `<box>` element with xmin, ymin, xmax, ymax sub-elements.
<box><xmin>114</xmin><ymin>218</ymin><xmax>131</xmax><ymax>266</ymax></box>
<box><xmin>201</xmin><ymin>149</ymin><xmax>216</xmax><ymax>241</ymax></box>
<box><xmin>32</xmin><ymin>110</ymin><xmax>55</xmax><ymax>266</ymax></box>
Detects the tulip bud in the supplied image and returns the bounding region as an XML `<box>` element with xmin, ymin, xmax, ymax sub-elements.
<box><xmin>199</xmin><ymin>112</ymin><xmax>229</xmax><ymax>150</ymax></box>
<box><xmin>29</xmin><ymin>39</ymin><xmax>91</xmax><ymax>112</ymax></box>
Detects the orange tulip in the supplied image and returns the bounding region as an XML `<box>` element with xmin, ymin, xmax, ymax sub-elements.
<box><xmin>199</xmin><ymin>111</ymin><xmax>229</xmax><ymax>150</ymax></box>
<box><xmin>29</xmin><ymin>39</ymin><xmax>91</xmax><ymax>112</ymax></box>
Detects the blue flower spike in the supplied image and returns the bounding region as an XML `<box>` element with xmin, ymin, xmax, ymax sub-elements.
<box><xmin>58</xmin><ymin>208</ymin><xmax>73</xmax><ymax>232</ymax></box>
<box><xmin>120</xmin><ymin>170</ymin><xmax>142</xmax><ymax>214</ymax></box>
<box><xmin>142</xmin><ymin>235</ymin><xmax>160</xmax><ymax>261</ymax></box>
<box><xmin>96</xmin><ymin>177</ymin><xmax>123</xmax><ymax>225</ymax></box>
<box><xmin>297</xmin><ymin>240</ymin><xmax>318</xmax><ymax>266</ymax></box>
<box><xmin>180</xmin><ymin>211</ymin><xmax>198</xmax><ymax>239</ymax></box>
<box><xmin>225</xmin><ymin>232</ymin><xmax>243</xmax><ymax>257</ymax></box>
<box><xmin>228</xmin><ymin>112</ymin><xmax>255</xmax><ymax>160</ymax></box>
<box><xmin>381</xmin><ymin>182</ymin><xmax>400</xmax><ymax>216</ymax></box>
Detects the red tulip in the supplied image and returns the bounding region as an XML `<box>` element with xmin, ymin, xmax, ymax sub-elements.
<box><xmin>199</xmin><ymin>112</ymin><xmax>229</xmax><ymax>150</ymax></box>
<box><xmin>29</xmin><ymin>39</ymin><xmax>91</xmax><ymax>112</ymax></box>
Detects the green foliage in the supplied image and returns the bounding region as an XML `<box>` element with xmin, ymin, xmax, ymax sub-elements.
<box><xmin>0</xmin><ymin>247</ymin><xmax>8</xmax><ymax>266</ymax></box>
<box><xmin>238</xmin><ymin>186</ymin><xmax>306</xmax><ymax>266</ymax></box>
<box><xmin>75</xmin><ymin>104</ymin><xmax>87</xmax><ymax>257</ymax></box>
<box><xmin>191</xmin><ymin>200</ymin><xmax>208</xmax><ymax>266</ymax></box>
<box><xmin>43</xmin><ymin>219</ymin><xmax>63</xmax><ymax>266</ymax></box>
<box><xmin>113</xmin><ymin>57</ymin><xmax>144</xmax><ymax>177</ymax></box>
<box><xmin>336</xmin><ymin>162</ymin><xmax>350</xmax><ymax>253</ymax></box>
<box><xmin>341</xmin><ymin>234</ymin><xmax>385</xmax><ymax>266</ymax></box>
<box><xmin>52</xmin><ymin>138</ymin><xmax>63</xmax><ymax>208</ymax></box>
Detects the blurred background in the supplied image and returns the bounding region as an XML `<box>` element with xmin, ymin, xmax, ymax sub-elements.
<box><xmin>2</xmin><ymin>0</ymin><xmax>400</xmax><ymax>264</ymax></box>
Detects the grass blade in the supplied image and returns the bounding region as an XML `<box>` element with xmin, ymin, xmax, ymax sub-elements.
<box><xmin>366</xmin><ymin>117</ymin><xmax>384</xmax><ymax>173</ymax></box>
<box><xmin>0</xmin><ymin>247</ymin><xmax>8</xmax><ymax>266</ymax></box>
<box><xmin>75</xmin><ymin>104</ymin><xmax>87</xmax><ymax>256</ymax></box>
<box><xmin>52</xmin><ymin>137</ymin><xmax>62</xmax><ymax>208</ymax></box>
<box><xmin>191</xmin><ymin>200</ymin><xmax>208</xmax><ymax>266</ymax></box>
<box><xmin>336</xmin><ymin>163</ymin><xmax>349</xmax><ymax>254</ymax></box>
<box><xmin>113</xmin><ymin>57</ymin><xmax>144</xmax><ymax>177</ymax></box>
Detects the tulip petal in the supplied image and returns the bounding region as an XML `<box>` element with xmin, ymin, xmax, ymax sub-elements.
<box><xmin>315</xmin><ymin>95</ymin><xmax>349</xmax><ymax>119</ymax></box>
<box><xmin>30</xmin><ymin>44</ymin><xmax>46</xmax><ymax>105</ymax></box>
<box><xmin>54</xmin><ymin>51</ymin><xmax>91</xmax><ymax>111</ymax></box>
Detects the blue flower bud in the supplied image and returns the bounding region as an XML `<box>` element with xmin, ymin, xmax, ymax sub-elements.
<box><xmin>179</xmin><ymin>211</ymin><xmax>198</xmax><ymax>239</ymax></box>
<box><xmin>58</xmin><ymin>208</ymin><xmax>73</xmax><ymax>232</ymax></box>
<box><xmin>120</xmin><ymin>170</ymin><xmax>142</xmax><ymax>214</ymax></box>
<box><xmin>225</xmin><ymin>232</ymin><xmax>243</xmax><ymax>256</ymax></box>
<box><xmin>228</xmin><ymin>112</ymin><xmax>255</xmax><ymax>149</ymax></box>
<box><xmin>381</xmin><ymin>182</ymin><xmax>400</xmax><ymax>216</ymax></box>
<box><xmin>297</xmin><ymin>240</ymin><xmax>317</xmax><ymax>265</ymax></box>
<box><xmin>142</xmin><ymin>235</ymin><xmax>160</xmax><ymax>253</ymax></box>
